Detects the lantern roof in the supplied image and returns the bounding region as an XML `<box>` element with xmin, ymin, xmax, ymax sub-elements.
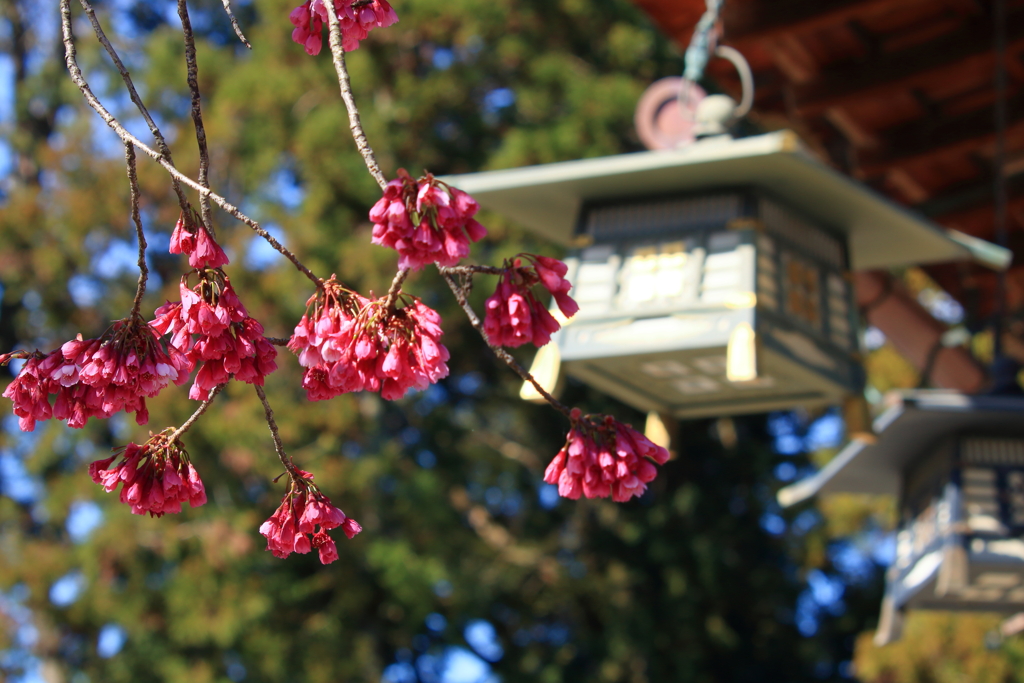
<box><xmin>777</xmin><ymin>390</ymin><xmax>1024</xmax><ymax>507</ymax></box>
<box><xmin>444</xmin><ymin>131</ymin><xmax>1009</xmax><ymax>271</ymax></box>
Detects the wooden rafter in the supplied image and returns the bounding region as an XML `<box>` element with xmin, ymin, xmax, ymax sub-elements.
<box><xmin>723</xmin><ymin>0</ymin><xmax>915</xmax><ymax>43</ymax></box>
<box><xmin>855</xmin><ymin>93</ymin><xmax>1024</xmax><ymax>175</ymax></box>
<box><xmin>791</xmin><ymin>6</ymin><xmax>1024</xmax><ymax>116</ymax></box>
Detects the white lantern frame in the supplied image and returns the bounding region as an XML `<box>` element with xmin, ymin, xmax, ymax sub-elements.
<box><xmin>446</xmin><ymin>132</ymin><xmax>1009</xmax><ymax>417</ymax></box>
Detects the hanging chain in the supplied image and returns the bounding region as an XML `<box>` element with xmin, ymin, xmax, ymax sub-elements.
<box><xmin>679</xmin><ymin>0</ymin><xmax>754</xmax><ymax>124</ymax></box>
<box><xmin>683</xmin><ymin>0</ymin><xmax>723</xmax><ymax>83</ymax></box>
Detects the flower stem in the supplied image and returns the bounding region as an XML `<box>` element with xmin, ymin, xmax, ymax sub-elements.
<box><xmin>384</xmin><ymin>268</ymin><xmax>410</xmax><ymax>310</ymax></box>
<box><xmin>124</xmin><ymin>143</ymin><xmax>149</xmax><ymax>318</ymax></box>
<box><xmin>322</xmin><ymin>4</ymin><xmax>387</xmax><ymax>190</ymax></box>
<box><xmin>78</xmin><ymin>0</ymin><xmax>190</xmax><ymax>213</ymax></box>
<box><xmin>220</xmin><ymin>0</ymin><xmax>251</xmax><ymax>48</ymax></box>
<box><xmin>254</xmin><ymin>384</ymin><xmax>303</xmax><ymax>483</ymax></box>
<box><xmin>177</xmin><ymin>0</ymin><xmax>214</xmax><ymax>232</ymax></box>
<box><xmin>168</xmin><ymin>383</ymin><xmax>225</xmax><ymax>444</ymax></box>
<box><xmin>60</xmin><ymin>0</ymin><xmax>323</xmax><ymax>288</ymax></box>
<box><xmin>439</xmin><ymin>265</ymin><xmax>505</xmax><ymax>276</ymax></box>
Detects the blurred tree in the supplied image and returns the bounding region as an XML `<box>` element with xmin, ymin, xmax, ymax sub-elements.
<box><xmin>0</xmin><ymin>1</ymin><xmax>988</xmax><ymax>682</ymax></box>
<box><xmin>854</xmin><ymin>612</ymin><xmax>1024</xmax><ymax>683</ymax></box>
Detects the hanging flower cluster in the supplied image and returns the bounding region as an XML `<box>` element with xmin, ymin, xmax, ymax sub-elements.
<box><xmin>484</xmin><ymin>254</ymin><xmax>580</xmax><ymax>348</ymax></box>
<box><xmin>151</xmin><ymin>275</ymin><xmax>278</xmax><ymax>400</ymax></box>
<box><xmin>170</xmin><ymin>211</ymin><xmax>228</xmax><ymax>269</ymax></box>
<box><xmin>543</xmin><ymin>409</ymin><xmax>670</xmax><ymax>502</ymax></box>
<box><xmin>260</xmin><ymin>469</ymin><xmax>362</xmax><ymax>564</ymax></box>
<box><xmin>0</xmin><ymin>4</ymin><xmax>689</xmax><ymax>579</ymax></box>
<box><xmin>0</xmin><ymin>314</ymin><xmax>189</xmax><ymax>432</ymax></box>
<box><xmin>89</xmin><ymin>431</ymin><xmax>207</xmax><ymax>517</ymax></box>
<box><xmin>152</xmin><ymin>213</ymin><xmax>278</xmax><ymax>401</ymax></box>
<box><xmin>288</xmin><ymin>277</ymin><xmax>449</xmax><ymax>401</ymax></box>
<box><xmin>289</xmin><ymin>0</ymin><xmax>398</xmax><ymax>56</ymax></box>
<box><xmin>369</xmin><ymin>169</ymin><xmax>487</xmax><ymax>271</ymax></box>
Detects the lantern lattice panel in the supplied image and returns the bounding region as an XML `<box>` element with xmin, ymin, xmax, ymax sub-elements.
<box><xmin>554</xmin><ymin>189</ymin><xmax>861</xmax><ymax>418</ymax></box>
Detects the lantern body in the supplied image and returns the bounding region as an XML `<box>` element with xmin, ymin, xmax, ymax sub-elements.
<box><xmin>889</xmin><ymin>435</ymin><xmax>1024</xmax><ymax>613</ymax></box>
<box><xmin>446</xmin><ymin>131</ymin><xmax>998</xmax><ymax>417</ymax></box>
<box><xmin>556</xmin><ymin>189</ymin><xmax>861</xmax><ymax>418</ymax></box>
<box><xmin>777</xmin><ymin>392</ymin><xmax>1024</xmax><ymax>642</ymax></box>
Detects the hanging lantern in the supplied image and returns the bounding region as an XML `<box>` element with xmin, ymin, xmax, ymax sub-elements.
<box><xmin>446</xmin><ymin>131</ymin><xmax>1000</xmax><ymax>418</ymax></box>
<box><xmin>777</xmin><ymin>390</ymin><xmax>1024</xmax><ymax>643</ymax></box>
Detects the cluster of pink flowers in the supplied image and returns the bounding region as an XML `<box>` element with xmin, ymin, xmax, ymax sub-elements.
<box><xmin>288</xmin><ymin>278</ymin><xmax>449</xmax><ymax>401</ymax></box>
<box><xmin>260</xmin><ymin>470</ymin><xmax>362</xmax><ymax>564</ymax></box>
<box><xmin>484</xmin><ymin>254</ymin><xmax>580</xmax><ymax>347</ymax></box>
<box><xmin>153</xmin><ymin>216</ymin><xmax>278</xmax><ymax>401</ymax></box>
<box><xmin>0</xmin><ymin>315</ymin><xmax>189</xmax><ymax>432</ymax></box>
<box><xmin>170</xmin><ymin>210</ymin><xmax>228</xmax><ymax>269</ymax></box>
<box><xmin>151</xmin><ymin>275</ymin><xmax>278</xmax><ymax>400</ymax></box>
<box><xmin>369</xmin><ymin>170</ymin><xmax>487</xmax><ymax>271</ymax></box>
<box><xmin>543</xmin><ymin>409</ymin><xmax>670</xmax><ymax>502</ymax></box>
<box><xmin>89</xmin><ymin>432</ymin><xmax>206</xmax><ymax>517</ymax></box>
<box><xmin>289</xmin><ymin>0</ymin><xmax>398</xmax><ymax>55</ymax></box>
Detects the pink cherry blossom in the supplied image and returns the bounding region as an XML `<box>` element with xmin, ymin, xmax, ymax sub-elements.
<box><xmin>289</xmin><ymin>0</ymin><xmax>398</xmax><ymax>56</ymax></box>
<box><xmin>1</xmin><ymin>351</ymin><xmax>56</xmax><ymax>432</ymax></box>
<box><xmin>151</xmin><ymin>271</ymin><xmax>278</xmax><ymax>401</ymax></box>
<box><xmin>288</xmin><ymin>278</ymin><xmax>449</xmax><ymax>401</ymax></box>
<box><xmin>260</xmin><ymin>470</ymin><xmax>360</xmax><ymax>564</ymax></box>
<box><xmin>89</xmin><ymin>432</ymin><xmax>207</xmax><ymax>517</ymax></box>
<box><xmin>369</xmin><ymin>170</ymin><xmax>487</xmax><ymax>270</ymax></box>
<box><xmin>543</xmin><ymin>408</ymin><xmax>670</xmax><ymax>503</ymax></box>
<box><xmin>169</xmin><ymin>212</ymin><xmax>196</xmax><ymax>255</ymax></box>
<box><xmin>1</xmin><ymin>314</ymin><xmax>189</xmax><ymax>432</ymax></box>
<box><xmin>169</xmin><ymin>209</ymin><xmax>229</xmax><ymax>269</ymax></box>
<box><xmin>532</xmin><ymin>255</ymin><xmax>580</xmax><ymax>319</ymax></box>
<box><xmin>484</xmin><ymin>254</ymin><xmax>579</xmax><ymax>348</ymax></box>
<box><xmin>312</xmin><ymin>530</ymin><xmax>339</xmax><ymax>563</ymax></box>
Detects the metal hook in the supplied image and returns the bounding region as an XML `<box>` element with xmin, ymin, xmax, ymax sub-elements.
<box><xmin>676</xmin><ymin>45</ymin><xmax>755</xmax><ymax>130</ymax></box>
<box><xmin>713</xmin><ymin>45</ymin><xmax>754</xmax><ymax>119</ymax></box>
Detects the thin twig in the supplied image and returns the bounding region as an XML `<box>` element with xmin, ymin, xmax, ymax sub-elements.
<box><xmin>254</xmin><ymin>384</ymin><xmax>302</xmax><ymax>482</ymax></box>
<box><xmin>61</xmin><ymin>0</ymin><xmax>322</xmax><ymax>289</ymax></box>
<box><xmin>78</xmin><ymin>0</ymin><xmax>189</xmax><ymax>212</ymax></box>
<box><xmin>220</xmin><ymin>0</ymin><xmax>251</xmax><ymax>48</ymax></box>
<box><xmin>384</xmin><ymin>268</ymin><xmax>410</xmax><ymax>309</ymax></box>
<box><xmin>169</xmin><ymin>383</ymin><xmax>226</xmax><ymax>443</ymax></box>
<box><xmin>322</xmin><ymin>5</ymin><xmax>387</xmax><ymax>190</ymax></box>
<box><xmin>124</xmin><ymin>143</ymin><xmax>148</xmax><ymax>317</ymax></box>
<box><xmin>177</xmin><ymin>0</ymin><xmax>214</xmax><ymax>231</ymax></box>
<box><xmin>440</xmin><ymin>265</ymin><xmax>505</xmax><ymax>276</ymax></box>
<box><xmin>439</xmin><ymin>264</ymin><xmax>506</xmax><ymax>300</ymax></box>
<box><xmin>439</xmin><ymin>270</ymin><xmax>572</xmax><ymax>418</ymax></box>
<box><xmin>265</xmin><ymin>336</ymin><xmax>290</xmax><ymax>346</ymax></box>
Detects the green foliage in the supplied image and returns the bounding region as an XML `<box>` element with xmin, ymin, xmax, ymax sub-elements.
<box><xmin>854</xmin><ymin>612</ymin><xmax>1024</xmax><ymax>683</ymax></box>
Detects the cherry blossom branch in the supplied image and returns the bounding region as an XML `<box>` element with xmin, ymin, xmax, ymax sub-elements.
<box><xmin>254</xmin><ymin>384</ymin><xmax>303</xmax><ymax>483</ymax></box>
<box><xmin>440</xmin><ymin>264</ymin><xmax>505</xmax><ymax>276</ymax></box>
<box><xmin>177</xmin><ymin>0</ymin><xmax>214</xmax><ymax>231</ymax></box>
<box><xmin>78</xmin><ymin>0</ymin><xmax>189</xmax><ymax>212</ymax></box>
<box><xmin>124</xmin><ymin>143</ymin><xmax>149</xmax><ymax>317</ymax></box>
<box><xmin>439</xmin><ymin>270</ymin><xmax>572</xmax><ymax>419</ymax></box>
<box><xmin>220</xmin><ymin>0</ymin><xmax>251</xmax><ymax>49</ymax></box>
<box><xmin>384</xmin><ymin>268</ymin><xmax>410</xmax><ymax>309</ymax></box>
<box><xmin>322</xmin><ymin>6</ymin><xmax>387</xmax><ymax>190</ymax></box>
<box><xmin>168</xmin><ymin>383</ymin><xmax>225</xmax><ymax>443</ymax></box>
<box><xmin>438</xmin><ymin>264</ymin><xmax>505</xmax><ymax>309</ymax></box>
<box><xmin>60</xmin><ymin>0</ymin><xmax>323</xmax><ymax>289</ymax></box>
